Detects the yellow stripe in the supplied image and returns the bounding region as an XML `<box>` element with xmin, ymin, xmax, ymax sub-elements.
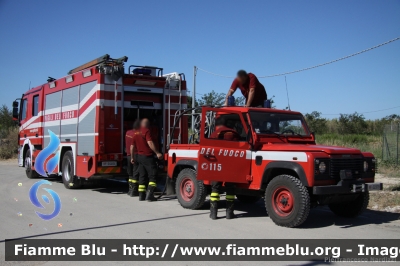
<box><xmin>211</xmin><ymin>192</ymin><xmax>219</xmax><ymax>197</ymax></box>
<box><xmin>149</xmin><ymin>182</ymin><xmax>156</xmax><ymax>187</ymax></box>
<box><xmin>226</xmin><ymin>195</ymin><xmax>235</xmax><ymax>200</ymax></box>
<box><xmin>131</xmin><ymin>179</ymin><xmax>138</xmax><ymax>183</ymax></box>
<box><xmin>139</xmin><ymin>185</ymin><xmax>146</xmax><ymax>188</ymax></box>
<box><xmin>210</xmin><ymin>197</ymin><xmax>220</xmax><ymax>201</ymax></box>
<box><xmin>128</xmin><ymin>179</ymin><xmax>133</xmax><ymax>182</ymax></box>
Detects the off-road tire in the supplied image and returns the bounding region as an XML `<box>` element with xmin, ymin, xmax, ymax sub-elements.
<box><xmin>176</xmin><ymin>168</ymin><xmax>207</xmax><ymax>210</ymax></box>
<box><xmin>25</xmin><ymin>149</ymin><xmax>39</xmax><ymax>179</ymax></box>
<box><xmin>236</xmin><ymin>194</ymin><xmax>262</xmax><ymax>204</ymax></box>
<box><xmin>329</xmin><ymin>192</ymin><xmax>369</xmax><ymax>218</ymax></box>
<box><xmin>61</xmin><ymin>151</ymin><xmax>81</xmax><ymax>189</ymax></box>
<box><xmin>265</xmin><ymin>174</ymin><xmax>310</xmax><ymax>228</ymax></box>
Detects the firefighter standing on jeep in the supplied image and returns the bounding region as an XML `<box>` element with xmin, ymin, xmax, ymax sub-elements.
<box><xmin>131</xmin><ymin>118</ymin><xmax>163</xmax><ymax>201</ymax></box>
<box><xmin>225</xmin><ymin>70</ymin><xmax>267</xmax><ymax>107</ymax></box>
<box><xmin>209</xmin><ymin>116</ymin><xmax>241</xmax><ymax>220</ymax></box>
<box><xmin>126</xmin><ymin>120</ymin><xmax>140</xmax><ymax>197</ymax></box>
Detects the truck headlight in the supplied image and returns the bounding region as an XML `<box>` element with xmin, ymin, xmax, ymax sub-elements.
<box><xmin>364</xmin><ymin>161</ymin><xmax>368</xmax><ymax>172</ymax></box>
<box><xmin>319</xmin><ymin>162</ymin><xmax>326</xmax><ymax>174</ymax></box>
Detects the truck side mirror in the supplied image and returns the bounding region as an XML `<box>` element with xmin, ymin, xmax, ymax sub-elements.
<box><xmin>12</xmin><ymin>101</ymin><xmax>19</xmax><ymax>119</ymax></box>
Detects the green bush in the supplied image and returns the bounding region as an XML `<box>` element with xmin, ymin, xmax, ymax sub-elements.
<box><xmin>315</xmin><ymin>133</ymin><xmax>382</xmax><ymax>160</ymax></box>
<box><xmin>0</xmin><ymin>127</ymin><xmax>19</xmax><ymax>159</ymax></box>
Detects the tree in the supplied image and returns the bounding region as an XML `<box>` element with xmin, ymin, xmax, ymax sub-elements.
<box><xmin>235</xmin><ymin>96</ymin><xmax>245</xmax><ymax>106</ymax></box>
<box><xmin>197</xmin><ymin>90</ymin><xmax>226</xmax><ymax>106</ymax></box>
<box><xmin>0</xmin><ymin>104</ymin><xmax>15</xmax><ymax>138</ymax></box>
<box><xmin>304</xmin><ymin>111</ymin><xmax>328</xmax><ymax>134</ymax></box>
<box><xmin>187</xmin><ymin>95</ymin><xmax>199</xmax><ymax>109</ymax></box>
<box><xmin>337</xmin><ymin>112</ymin><xmax>368</xmax><ymax>134</ymax></box>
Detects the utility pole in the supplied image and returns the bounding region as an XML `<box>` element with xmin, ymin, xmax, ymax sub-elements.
<box><xmin>192</xmin><ymin>66</ymin><xmax>197</xmax><ymax>131</ymax></box>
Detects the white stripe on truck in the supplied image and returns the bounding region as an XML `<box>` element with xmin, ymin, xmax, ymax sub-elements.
<box><xmin>170</xmin><ymin>149</ymin><xmax>307</xmax><ymax>162</ymax></box>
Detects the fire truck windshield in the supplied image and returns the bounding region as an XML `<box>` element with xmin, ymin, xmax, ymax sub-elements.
<box><xmin>249</xmin><ymin>111</ymin><xmax>310</xmax><ymax>136</ymax></box>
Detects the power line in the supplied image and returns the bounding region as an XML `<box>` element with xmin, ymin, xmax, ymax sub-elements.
<box><xmin>197</xmin><ymin>36</ymin><xmax>400</xmax><ymax>78</ymax></box>
<box><xmin>322</xmin><ymin>105</ymin><xmax>400</xmax><ymax>116</ymax></box>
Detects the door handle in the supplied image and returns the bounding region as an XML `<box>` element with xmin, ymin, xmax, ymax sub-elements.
<box><xmin>203</xmin><ymin>154</ymin><xmax>215</xmax><ymax>159</ymax></box>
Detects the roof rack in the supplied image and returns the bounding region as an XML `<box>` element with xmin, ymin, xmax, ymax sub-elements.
<box><xmin>67</xmin><ymin>54</ymin><xmax>128</xmax><ymax>75</ymax></box>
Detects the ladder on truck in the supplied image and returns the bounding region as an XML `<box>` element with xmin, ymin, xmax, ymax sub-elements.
<box><xmin>165</xmin><ymin>73</ymin><xmax>183</xmax><ymax>147</ymax></box>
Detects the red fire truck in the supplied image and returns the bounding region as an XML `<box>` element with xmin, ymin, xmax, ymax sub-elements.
<box><xmin>166</xmin><ymin>106</ymin><xmax>383</xmax><ymax>227</ymax></box>
<box><xmin>13</xmin><ymin>54</ymin><xmax>187</xmax><ymax>188</ymax></box>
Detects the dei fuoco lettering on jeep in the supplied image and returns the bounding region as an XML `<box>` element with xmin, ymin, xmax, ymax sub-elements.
<box><xmin>166</xmin><ymin>106</ymin><xmax>382</xmax><ymax>228</ymax></box>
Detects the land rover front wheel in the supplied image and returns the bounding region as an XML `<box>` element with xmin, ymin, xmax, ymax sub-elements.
<box><xmin>176</xmin><ymin>168</ymin><xmax>206</xmax><ymax>210</ymax></box>
<box><xmin>265</xmin><ymin>174</ymin><xmax>310</xmax><ymax>228</ymax></box>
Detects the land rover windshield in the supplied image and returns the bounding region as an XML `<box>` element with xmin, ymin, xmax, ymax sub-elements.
<box><xmin>249</xmin><ymin>111</ymin><xmax>310</xmax><ymax>136</ymax></box>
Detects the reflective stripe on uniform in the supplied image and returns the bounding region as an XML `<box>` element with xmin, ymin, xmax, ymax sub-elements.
<box><xmin>138</xmin><ymin>185</ymin><xmax>146</xmax><ymax>192</ymax></box>
<box><xmin>210</xmin><ymin>192</ymin><xmax>220</xmax><ymax>201</ymax></box>
<box><xmin>131</xmin><ymin>179</ymin><xmax>138</xmax><ymax>183</ymax></box>
<box><xmin>226</xmin><ymin>195</ymin><xmax>235</xmax><ymax>201</ymax></box>
<box><xmin>148</xmin><ymin>181</ymin><xmax>156</xmax><ymax>187</ymax></box>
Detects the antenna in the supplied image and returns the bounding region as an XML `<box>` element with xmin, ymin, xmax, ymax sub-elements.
<box><xmin>285</xmin><ymin>76</ymin><xmax>291</xmax><ymax>110</ymax></box>
<box><xmin>28</xmin><ymin>81</ymin><xmax>31</xmax><ymax>90</ymax></box>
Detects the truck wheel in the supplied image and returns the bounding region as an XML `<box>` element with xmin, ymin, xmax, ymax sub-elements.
<box><xmin>265</xmin><ymin>174</ymin><xmax>310</xmax><ymax>228</ymax></box>
<box><xmin>176</xmin><ymin>168</ymin><xmax>206</xmax><ymax>210</ymax></box>
<box><xmin>25</xmin><ymin>149</ymin><xmax>39</xmax><ymax>179</ymax></box>
<box><xmin>329</xmin><ymin>192</ymin><xmax>369</xmax><ymax>218</ymax></box>
<box><xmin>61</xmin><ymin>151</ymin><xmax>81</xmax><ymax>189</ymax></box>
<box><xmin>236</xmin><ymin>194</ymin><xmax>261</xmax><ymax>204</ymax></box>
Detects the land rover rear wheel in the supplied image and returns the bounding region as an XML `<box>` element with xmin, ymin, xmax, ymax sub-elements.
<box><xmin>176</xmin><ymin>168</ymin><xmax>206</xmax><ymax>210</ymax></box>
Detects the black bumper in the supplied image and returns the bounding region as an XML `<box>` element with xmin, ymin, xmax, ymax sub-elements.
<box><xmin>313</xmin><ymin>182</ymin><xmax>383</xmax><ymax>195</ymax></box>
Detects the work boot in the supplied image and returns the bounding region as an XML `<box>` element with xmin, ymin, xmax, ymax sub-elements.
<box><xmin>127</xmin><ymin>180</ymin><xmax>133</xmax><ymax>196</ymax></box>
<box><xmin>209</xmin><ymin>201</ymin><xmax>218</xmax><ymax>220</ymax></box>
<box><xmin>131</xmin><ymin>183</ymin><xmax>139</xmax><ymax>197</ymax></box>
<box><xmin>226</xmin><ymin>201</ymin><xmax>235</xmax><ymax>219</ymax></box>
<box><xmin>145</xmin><ymin>185</ymin><xmax>158</xmax><ymax>202</ymax></box>
<box><xmin>139</xmin><ymin>192</ymin><xmax>146</xmax><ymax>201</ymax></box>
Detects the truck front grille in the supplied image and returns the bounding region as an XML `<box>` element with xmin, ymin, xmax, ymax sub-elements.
<box><xmin>330</xmin><ymin>158</ymin><xmax>363</xmax><ymax>179</ymax></box>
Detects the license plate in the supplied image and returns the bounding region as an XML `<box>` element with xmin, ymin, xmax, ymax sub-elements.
<box><xmin>102</xmin><ymin>161</ymin><xmax>117</xmax><ymax>167</ymax></box>
<box><xmin>367</xmin><ymin>183</ymin><xmax>382</xmax><ymax>191</ymax></box>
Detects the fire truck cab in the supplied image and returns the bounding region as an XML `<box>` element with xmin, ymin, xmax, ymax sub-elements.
<box><xmin>13</xmin><ymin>54</ymin><xmax>187</xmax><ymax>189</ymax></box>
<box><xmin>167</xmin><ymin>106</ymin><xmax>383</xmax><ymax>227</ymax></box>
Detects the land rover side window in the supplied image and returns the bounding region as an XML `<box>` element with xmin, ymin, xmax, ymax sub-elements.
<box><xmin>20</xmin><ymin>99</ymin><xmax>27</xmax><ymax>120</ymax></box>
<box><xmin>207</xmin><ymin>113</ymin><xmax>246</xmax><ymax>141</ymax></box>
<box><xmin>249</xmin><ymin>111</ymin><xmax>310</xmax><ymax>136</ymax></box>
<box><xmin>32</xmin><ymin>95</ymin><xmax>39</xmax><ymax>116</ymax></box>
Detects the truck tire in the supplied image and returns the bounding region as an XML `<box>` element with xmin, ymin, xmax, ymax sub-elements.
<box><xmin>61</xmin><ymin>151</ymin><xmax>81</xmax><ymax>189</ymax></box>
<box><xmin>236</xmin><ymin>194</ymin><xmax>261</xmax><ymax>204</ymax></box>
<box><xmin>265</xmin><ymin>174</ymin><xmax>310</xmax><ymax>228</ymax></box>
<box><xmin>176</xmin><ymin>168</ymin><xmax>206</xmax><ymax>210</ymax></box>
<box><xmin>329</xmin><ymin>192</ymin><xmax>369</xmax><ymax>218</ymax></box>
<box><xmin>25</xmin><ymin>149</ymin><xmax>39</xmax><ymax>179</ymax></box>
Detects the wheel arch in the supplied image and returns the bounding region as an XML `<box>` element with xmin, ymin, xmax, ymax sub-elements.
<box><xmin>171</xmin><ymin>159</ymin><xmax>198</xmax><ymax>179</ymax></box>
<box><xmin>59</xmin><ymin>144</ymin><xmax>76</xmax><ymax>175</ymax></box>
<box><xmin>21</xmin><ymin>139</ymin><xmax>34</xmax><ymax>167</ymax></box>
<box><xmin>261</xmin><ymin>161</ymin><xmax>309</xmax><ymax>189</ymax></box>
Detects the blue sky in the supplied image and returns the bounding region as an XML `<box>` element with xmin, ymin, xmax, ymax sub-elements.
<box><xmin>0</xmin><ymin>0</ymin><xmax>399</xmax><ymax>119</ymax></box>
